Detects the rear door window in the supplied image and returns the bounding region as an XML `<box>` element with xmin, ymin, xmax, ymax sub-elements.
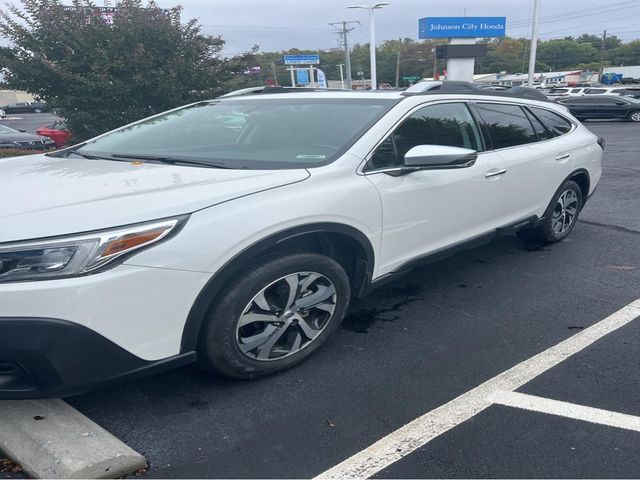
<box><xmin>475</xmin><ymin>103</ymin><xmax>538</xmax><ymax>149</ymax></box>
<box><xmin>585</xmin><ymin>88</ymin><xmax>606</xmax><ymax>94</ymax></box>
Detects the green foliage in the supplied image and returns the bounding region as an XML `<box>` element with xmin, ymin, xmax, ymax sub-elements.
<box><xmin>537</xmin><ymin>39</ymin><xmax>599</xmax><ymax>70</ymax></box>
<box><xmin>0</xmin><ymin>0</ymin><xmax>256</xmax><ymax>140</ymax></box>
<box><xmin>609</xmin><ymin>40</ymin><xmax>640</xmax><ymax>67</ymax></box>
<box><xmin>230</xmin><ymin>35</ymin><xmax>639</xmax><ymax>92</ymax></box>
<box><xmin>481</xmin><ymin>37</ymin><xmax>528</xmax><ymax>74</ymax></box>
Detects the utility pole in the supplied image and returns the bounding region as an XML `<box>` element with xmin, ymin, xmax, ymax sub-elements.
<box><xmin>271</xmin><ymin>62</ymin><xmax>279</xmax><ymax>85</ymax></box>
<box><xmin>395</xmin><ymin>38</ymin><xmax>401</xmax><ymax>88</ymax></box>
<box><xmin>330</xmin><ymin>21</ymin><xmax>359</xmax><ymax>90</ymax></box>
<box><xmin>600</xmin><ymin>30</ymin><xmax>607</xmax><ymax>82</ymax></box>
<box><xmin>527</xmin><ymin>0</ymin><xmax>540</xmax><ymax>88</ymax></box>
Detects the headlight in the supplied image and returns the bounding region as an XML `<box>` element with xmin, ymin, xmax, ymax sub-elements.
<box><xmin>0</xmin><ymin>216</ymin><xmax>186</xmax><ymax>283</ymax></box>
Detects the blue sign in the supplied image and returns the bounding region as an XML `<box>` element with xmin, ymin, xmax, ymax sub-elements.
<box><xmin>296</xmin><ymin>69</ymin><xmax>310</xmax><ymax>85</ymax></box>
<box><xmin>419</xmin><ymin>17</ymin><xmax>506</xmax><ymax>39</ymax></box>
<box><xmin>283</xmin><ymin>54</ymin><xmax>320</xmax><ymax>65</ymax></box>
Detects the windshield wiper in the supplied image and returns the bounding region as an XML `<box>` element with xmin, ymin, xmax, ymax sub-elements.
<box><xmin>66</xmin><ymin>150</ymin><xmax>112</xmax><ymax>161</ymax></box>
<box><xmin>110</xmin><ymin>153</ymin><xmax>236</xmax><ymax>169</ymax></box>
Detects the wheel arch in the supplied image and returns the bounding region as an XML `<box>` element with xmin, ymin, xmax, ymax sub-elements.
<box><xmin>180</xmin><ymin>222</ymin><xmax>375</xmax><ymax>353</ymax></box>
<box><xmin>568</xmin><ymin>168</ymin><xmax>590</xmax><ymax>206</ymax></box>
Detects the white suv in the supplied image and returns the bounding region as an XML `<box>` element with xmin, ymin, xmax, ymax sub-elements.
<box><xmin>0</xmin><ymin>82</ymin><xmax>603</xmax><ymax>398</ymax></box>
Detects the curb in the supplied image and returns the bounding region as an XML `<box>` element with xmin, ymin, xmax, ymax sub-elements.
<box><xmin>0</xmin><ymin>399</ymin><xmax>147</xmax><ymax>479</ymax></box>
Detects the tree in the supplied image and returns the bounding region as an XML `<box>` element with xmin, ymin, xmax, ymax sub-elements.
<box><xmin>536</xmin><ymin>39</ymin><xmax>599</xmax><ymax>70</ymax></box>
<box><xmin>0</xmin><ymin>0</ymin><xmax>256</xmax><ymax>140</ymax></box>
<box><xmin>483</xmin><ymin>38</ymin><xmax>528</xmax><ymax>74</ymax></box>
<box><xmin>609</xmin><ymin>40</ymin><xmax>640</xmax><ymax>67</ymax></box>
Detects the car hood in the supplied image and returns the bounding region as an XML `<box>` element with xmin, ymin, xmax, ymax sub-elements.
<box><xmin>0</xmin><ymin>154</ymin><xmax>310</xmax><ymax>242</ymax></box>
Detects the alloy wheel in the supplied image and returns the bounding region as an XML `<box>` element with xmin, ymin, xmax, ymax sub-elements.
<box><xmin>552</xmin><ymin>189</ymin><xmax>578</xmax><ymax>235</ymax></box>
<box><xmin>236</xmin><ymin>271</ymin><xmax>337</xmax><ymax>361</ymax></box>
<box><xmin>631</xmin><ymin>111</ymin><xmax>640</xmax><ymax>122</ymax></box>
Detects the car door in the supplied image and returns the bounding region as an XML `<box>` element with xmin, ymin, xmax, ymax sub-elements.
<box><xmin>595</xmin><ymin>97</ymin><xmax>624</xmax><ymax>118</ymax></box>
<box><xmin>473</xmin><ymin>102</ymin><xmax>575</xmax><ymax>219</ymax></box>
<box><xmin>363</xmin><ymin>101</ymin><xmax>512</xmax><ymax>274</ymax></box>
<box><xmin>569</xmin><ymin>97</ymin><xmax>600</xmax><ymax>118</ymax></box>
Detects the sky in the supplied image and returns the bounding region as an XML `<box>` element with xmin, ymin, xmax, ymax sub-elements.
<box><xmin>151</xmin><ymin>0</ymin><xmax>640</xmax><ymax>56</ymax></box>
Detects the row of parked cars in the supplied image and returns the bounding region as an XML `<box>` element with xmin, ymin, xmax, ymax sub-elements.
<box><xmin>544</xmin><ymin>86</ymin><xmax>640</xmax><ymax>122</ymax></box>
<box><xmin>0</xmin><ymin>101</ymin><xmax>71</xmax><ymax>149</ymax></box>
<box><xmin>0</xmin><ymin>121</ymin><xmax>70</xmax><ymax>150</ymax></box>
<box><xmin>0</xmin><ymin>101</ymin><xmax>49</xmax><ymax>117</ymax></box>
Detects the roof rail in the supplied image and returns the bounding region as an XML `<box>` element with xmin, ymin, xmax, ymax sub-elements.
<box><xmin>219</xmin><ymin>86</ymin><xmax>350</xmax><ymax>98</ymax></box>
<box><xmin>401</xmin><ymin>80</ymin><xmax>551</xmax><ymax>102</ymax></box>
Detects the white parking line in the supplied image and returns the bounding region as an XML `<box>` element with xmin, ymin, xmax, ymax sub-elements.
<box><xmin>315</xmin><ymin>299</ymin><xmax>640</xmax><ymax>480</ymax></box>
<box><xmin>489</xmin><ymin>390</ymin><xmax>640</xmax><ymax>432</ymax></box>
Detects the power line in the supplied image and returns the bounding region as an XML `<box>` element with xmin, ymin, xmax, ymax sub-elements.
<box><xmin>508</xmin><ymin>0</ymin><xmax>639</xmax><ymax>28</ymax></box>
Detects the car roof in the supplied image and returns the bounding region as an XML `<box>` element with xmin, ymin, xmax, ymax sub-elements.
<box><xmin>218</xmin><ymin>81</ymin><xmax>553</xmax><ymax>104</ymax></box>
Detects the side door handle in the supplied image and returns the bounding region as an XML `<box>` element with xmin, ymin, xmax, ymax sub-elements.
<box><xmin>555</xmin><ymin>154</ymin><xmax>571</xmax><ymax>161</ymax></box>
<box><xmin>485</xmin><ymin>168</ymin><xmax>507</xmax><ymax>178</ymax></box>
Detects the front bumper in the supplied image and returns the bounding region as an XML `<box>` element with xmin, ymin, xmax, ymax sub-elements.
<box><xmin>0</xmin><ymin>317</ymin><xmax>195</xmax><ymax>399</ymax></box>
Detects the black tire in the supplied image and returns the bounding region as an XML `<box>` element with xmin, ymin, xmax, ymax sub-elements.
<box><xmin>517</xmin><ymin>179</ymin><xmax>583</xmax><ymax>244</ymax></box>
<box><xmin>629</xmin><ymin>110</ymin><xmax>640</xmax><ymax>122</ymax></box>
<box><xmin>196</xmin><ymin>252</ymin><xmax>351</xmax><ymax>379</ymax></box>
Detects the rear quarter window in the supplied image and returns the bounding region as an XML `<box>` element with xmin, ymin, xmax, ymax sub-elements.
<box><xmin>529</xmin><ymin>108</ymin><xmax>574</xmax><ymax>136</ymax></box>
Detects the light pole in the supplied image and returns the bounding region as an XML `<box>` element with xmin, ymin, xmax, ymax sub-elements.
<box><xmin>337</xmin><ymin>64</ymin><xmax>345</xmax><ymax>89</ymax></box>
<box><xmin>347</xmin><ymin>3</ymin><xmax>389</xmax><ymax>90</ymax></box>
<box><xmin>527</xmin><ymin>0</ymin><xmax>540</xmax><ymax>88</ymax></box>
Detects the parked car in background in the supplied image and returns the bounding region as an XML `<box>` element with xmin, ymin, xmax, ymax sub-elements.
<box><xmin>621</xmin><ymin>88</ymin><xmax>640</xmax><ymax>99</ymax></box>
<box><xmin>36</xmin><ymin>121</ymin><xmax>72</xmax><ymax>148</ymax></box>
<box><xmin>583</xmin><ymin>87</ymin><xmax>630</xmax><ymax>96</ymax></box>
<box><xmin>558</xmin><ymin>95</ymin><xmax>640</xmax><ymax>121</ymax></box>
<box><xmin>0</xmin><ymin>125</ymin><xmax>56</xmax><ymax>149</ymax></box>
<box><xmin>0</xmin><ymin>81</ymin><xmax>603</xmax><ymax>398</ymax></box>
<box><xmin>1</xmin><ymin>101</ymin><xmax>49</xmax><ymax>114</ymax></box>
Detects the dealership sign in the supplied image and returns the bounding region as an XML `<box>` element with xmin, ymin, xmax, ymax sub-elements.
<box><xmin>419</xmin><ymin>17</ymin><xmax>506</xmax><ymax>38</ymax></box>
<box><xmin>283</xmin><ymin>54</ymin><xmax>321</xmax><ymax>65</ymax></box>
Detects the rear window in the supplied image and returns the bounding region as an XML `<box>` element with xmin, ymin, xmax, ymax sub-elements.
<box><xmin>585</xmin><ymin>89</ymin><xmax>606</xmax><ymax>94</ymax></box>
<box><xmin>476</xmin><ymin>103</ymin><xmax>538</xmax><ymax>149</ymax></box>
<box><xmin>529</xmin><ymin>108</ymin><xmax>573</xmax><ymax>136</ymax></box>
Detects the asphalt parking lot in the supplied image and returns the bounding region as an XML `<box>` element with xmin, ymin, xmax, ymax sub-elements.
<box><xmin>0</xmin><ymin>113</ymin><xmax>57</xmax><ymax>135</ymax></box>
<box><xmin>2</xmin><ymin>119</ymin><xmax>640</xmax><ymax>478</ymax></box>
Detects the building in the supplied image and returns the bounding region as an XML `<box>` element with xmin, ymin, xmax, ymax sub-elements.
<box><xmin>0</xmin><ymin>90</ymin><xmax>36</xmax><ymax>106</ymax></box>
<box><xmin>602</xmin><ymin>66</ymin><xmax>640</xmax><ymax>83</ymax></box>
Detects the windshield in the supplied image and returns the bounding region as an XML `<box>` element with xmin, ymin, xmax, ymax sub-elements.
<box><xmin>72</xmin><ymin>97</ymin><xmax>397</xmax><ymax>169</ymax></box>
<box><xmin>0</xmin><ymin>125</ymin><xmax>18</xmax><ymax>134</ymax></box>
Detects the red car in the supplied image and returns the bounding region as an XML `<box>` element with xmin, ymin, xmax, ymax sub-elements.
<box><xmin>35</xmin><ymin>121</ymin><xmax>71</xmax><ymax>148</ymax></box>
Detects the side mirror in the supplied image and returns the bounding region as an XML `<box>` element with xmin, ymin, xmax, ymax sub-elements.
<box><xmin>18</xmin><ymin>129</ymin><xmax>26</xmax><ymax>133</ymax></box>
<box><xmin>404</xmin><ymin>145</ymin><xmax>478</xmax><ymax>170</ymax></box>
